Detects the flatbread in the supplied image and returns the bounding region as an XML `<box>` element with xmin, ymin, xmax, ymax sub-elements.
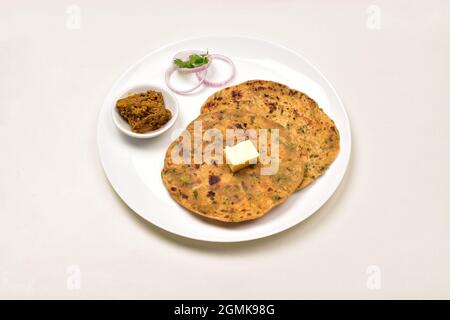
<box><xmin>161</xmin><ymin>111</ymin><xmax>305</xmax><ymax>222</ymax></box>
<box><xmin>200</xmin><ymin>80</ymin><xmax>340</xmax><ymax>189</ymax></box>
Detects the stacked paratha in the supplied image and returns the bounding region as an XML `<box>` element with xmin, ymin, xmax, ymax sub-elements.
<box><xmin>200</xmin><ymin>80</ymin><xmax>340</xmax><ymax>189</ymax></box>
<box><xmin>161</xmin><ymin>111</ymin><xmax>305</xmax><ymax>222</ymax></box>
<box><xmin>161</xmin><ymin>80</ymin><xmax>340</xmax><ymax>222</ymax></box>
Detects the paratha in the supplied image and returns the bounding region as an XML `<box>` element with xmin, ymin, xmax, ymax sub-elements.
<box><xmin>200</xmin><ymin>80</ymin><xmax>340</xmax><ymax>189</ymax></box>
<box><xmin>161</xmin><ymin>111</ymin><xmax>305</xmax><ymax>222</ymax></box>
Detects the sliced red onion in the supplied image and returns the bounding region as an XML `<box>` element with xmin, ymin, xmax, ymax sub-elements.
<box><xmin>195</xmin><ymin>54</ymin><xmax>236</xmax><ymax>87</ymax></box>
<box><xmin>165</xmin><ymin>65</ymin><xmax>206</xmax><ymax>95</ymax></box>
<box><xmin>165</xmin><ymin>51</ymin><xmax>235</xmax><ymax>95</ymax></box>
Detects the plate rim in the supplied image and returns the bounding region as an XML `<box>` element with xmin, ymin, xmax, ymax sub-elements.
<box><xmin>97</xmin><ymin>35</ymin><xmax>352</xmax><ymax>243</ymax></box>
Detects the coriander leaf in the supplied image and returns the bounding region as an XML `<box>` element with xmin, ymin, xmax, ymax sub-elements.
<box><xmin>189</xmin><ymin>54</ymin><xmax>209</xmax><ymax>67</ymax></box>
<box><xmin>173</xmin><ymin>52</ymin><xmax>209</xmax><ymax>69</ymax></box>
<box><xmin>174</xmin><ymin>58</ymin><xmax>193</xmax><ymax>68</ymax></box>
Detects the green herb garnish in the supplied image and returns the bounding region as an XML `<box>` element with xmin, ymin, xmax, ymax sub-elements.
<box><xmin>180</xmin><ymin>174</ymin><xmax>191</xmax><ymax>184</ymax></box>
<box><xmin>174</xmin><ymin>51</ymin><xmax>209</xmax><ymax>69</ymax></box>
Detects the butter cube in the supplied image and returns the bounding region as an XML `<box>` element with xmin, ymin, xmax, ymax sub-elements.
<box><xmin>224</xmin><ymin>140</ymin><xmax>259</xmax><ymax>172</ymax></box>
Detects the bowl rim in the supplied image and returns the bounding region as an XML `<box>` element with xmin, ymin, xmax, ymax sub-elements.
<box><xmin>111</xmin><ymin>84</ymin><xmax>179</xmax><ymax>139</ymax></box>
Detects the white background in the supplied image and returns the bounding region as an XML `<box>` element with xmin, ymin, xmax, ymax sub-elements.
<box><xmin>1</xmin><ymin>0</ymin><xmax>449</xmax><ymax>299</ymax></box>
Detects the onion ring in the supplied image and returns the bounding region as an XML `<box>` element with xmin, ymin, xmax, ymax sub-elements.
<box><xmin>165</xmin><ymin>51</ymin><xmax>235</xmax><ymax>94</ymax></box>
<box><xmin>165</xmin><ymin>65</ymin><xmax>206</xmax><ymax>95</ymax></box>
<box><xmin>195</xmin><ymin>54</ymin><xmax>235</xmax><ymax>87</ymax></box>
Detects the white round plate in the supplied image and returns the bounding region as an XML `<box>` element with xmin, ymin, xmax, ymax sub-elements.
<box><xmin>98</xmin><ymin>36</ymin><xmax>351</xmax><ymax>242</ymax></box>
